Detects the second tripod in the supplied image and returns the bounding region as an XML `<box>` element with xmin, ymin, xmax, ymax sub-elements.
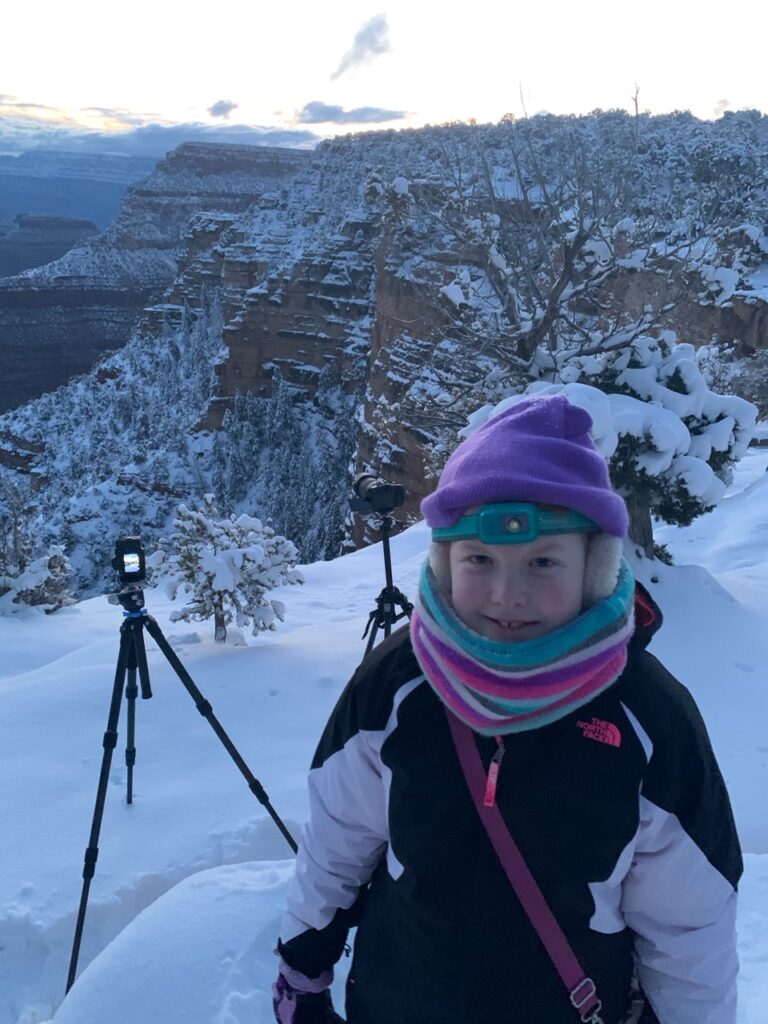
<box><xmin>360</xmin><ymin>511</ymin><xmax>413</xmax><ymax>654</ymax></box>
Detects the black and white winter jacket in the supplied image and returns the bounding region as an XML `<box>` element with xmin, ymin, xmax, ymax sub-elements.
<box><xmin>279</xmin><ymin>589</ymin><xmax>742</xmax><ymax>1024</ymax></box>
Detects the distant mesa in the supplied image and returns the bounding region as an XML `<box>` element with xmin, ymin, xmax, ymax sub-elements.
<box><xmin>0</xmin><ymin>149</ymin><xmax>157</xmax><ymax>230</ymax></box>
<box><xmin>0</xmin><ymin>141</ymin><xmax>311</xmax><ymax>413</ymax></box>
<box><xmin>0</xmin><ymin>213</ymin><xmax>99</xmax><ymax>278</ymax></box>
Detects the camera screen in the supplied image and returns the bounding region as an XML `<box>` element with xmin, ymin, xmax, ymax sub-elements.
<box><xmin>122</xmin><ymin>553</ymin><xmax>141</xmax><ymax>575</ymax></box>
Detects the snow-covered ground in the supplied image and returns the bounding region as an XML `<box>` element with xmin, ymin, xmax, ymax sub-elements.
<box><xmin>2</xmin><ymin>451</ymin><xmax>768</xmax><ymax>1023</ymax></box>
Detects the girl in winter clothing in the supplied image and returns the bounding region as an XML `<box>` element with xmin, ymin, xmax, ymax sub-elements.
<box><xmin>272</xmin><ymin>394</ymin><xmax>742</xmax><ymax>1024</ymax></box>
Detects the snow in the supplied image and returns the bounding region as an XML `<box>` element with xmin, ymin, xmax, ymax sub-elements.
<box><xmin>2</xmin><ymin>459</ymin><xmax>768</xmax><ymax>1022</ymax></box>
<box><xmin>439</xmin><ymin>282</ymin><xmax>467</xmax><ymax>307</ymax></box>
<box><xmin>701</xmin><ymin>264</ymin><xmax>741</xmax><ymax>304</ymax></box>
<box><xmin>745</xmin><ymin>262</ymin><xmax>768</xmax><ymax>296</ymax></box>
<box><xmin>477</xmin><ymin>383</ymin><xmax>622</xmax><ymax>459</ymax></box>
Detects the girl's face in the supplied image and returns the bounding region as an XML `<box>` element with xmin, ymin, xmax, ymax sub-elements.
<box><xmin>448</xmin><ymin>533</ymin><xmax>587</xmax><ymax>643</ymax></box>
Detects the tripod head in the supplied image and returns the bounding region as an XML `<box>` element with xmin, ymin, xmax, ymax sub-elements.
<box><xmin>107</xmin><ymin>583</ymin><xmax>147</xmax><ymax>615</ymax></box>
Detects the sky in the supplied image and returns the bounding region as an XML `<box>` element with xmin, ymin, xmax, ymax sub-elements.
<box><xmin>2</xmin><ymin>1</ymin><xmax>768</xmax><ymax>157</ymax></box>
<box><xmin>1</xmin><ymin>447</ymin><xmax>768</xmax><ymax>1023</ymax></box>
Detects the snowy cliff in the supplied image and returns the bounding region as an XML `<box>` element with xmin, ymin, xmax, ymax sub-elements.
<box><xmin>0</xmin><ymin>144</ymin><xmax>310</xmax><ymax>411</ymax></box>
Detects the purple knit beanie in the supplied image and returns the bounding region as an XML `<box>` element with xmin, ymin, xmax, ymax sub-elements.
<box><xmin>421</xmin><ymin>394</ymin><xmax>628</xmax><ymax>538</ymax></box>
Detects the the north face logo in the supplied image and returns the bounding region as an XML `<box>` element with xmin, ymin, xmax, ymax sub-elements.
<box><xmin>577</xmin><ymin>717</ymin><xmax>622</xmax><ymax>748</ymax></box>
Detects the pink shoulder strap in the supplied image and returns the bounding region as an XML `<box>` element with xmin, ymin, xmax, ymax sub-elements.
<box><xmin>444</xmin><ymin>708</ymin><xmax>605</xmax><ymax>1024</ymax></box>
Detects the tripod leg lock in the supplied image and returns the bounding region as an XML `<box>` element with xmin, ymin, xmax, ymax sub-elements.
<box><xmin>83</xmin><ymin>846</ymin><xmax>99</xmax><ymax>880</ymax></box>
<box><xmin>249</xmin><ymin>780</ymin><xmax>269</xmax><ymax>805</ymax></box>
<box><xmin>196</xmin><ymin>699</ymin><xmax>212</xmax><ymax>717</ymax></box>
<box><xmin>102</xmin><ymin>729</ymin><xmax>118</xmax><ymax>751</ymax></box>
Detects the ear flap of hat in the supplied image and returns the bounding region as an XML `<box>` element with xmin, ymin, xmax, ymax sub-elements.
<box><xmin>582</xmin><ymin>533</ymin><xmax>624</xmax><ymax>606</ymax></box>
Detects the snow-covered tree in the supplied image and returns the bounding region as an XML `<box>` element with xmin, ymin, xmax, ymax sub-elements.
<box><xmin>0</xmin><ymin>477</ymin><xmax>35</xmax><ymax>584</ymax></box>
<box><xmin>377</xmin><ymin>118</ymin><xmax>685</xmax><ymax>418</ymax></box>
<box><xmin>211</xmin><ymin>390</ymin><xmax>266</xmax><ymax>507</ymax></box>
<box><xmin>162</xmin><ymin>495</ymin><xmax>303</xmax><ymax>642</ymax></box>
<box><xmin>0</xmin><ymin>544</ymin><xmax>75</xmax><ymax>613</ymax></box>
<box><xmin>546</xmin><ymin>335</ymin><xmax>757</xmax><ymax>551</ymax></box>
<box><xmin>463</xmin><ymin>337</ymin><xmax>756</xmax><ymax>557</ymax></box>
<box><xmin>210</xmin><ymin>365</ymin><xmax>359</xmax><ymax>563</ymax></box>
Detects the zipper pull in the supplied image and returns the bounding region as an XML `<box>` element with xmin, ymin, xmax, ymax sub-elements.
<box><xmin>483</xmin><ymin>736</ymin><xmax>505</xmax><ymax>807</ymax></box>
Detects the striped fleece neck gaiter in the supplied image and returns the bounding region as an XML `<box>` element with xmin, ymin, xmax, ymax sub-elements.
<box><xmin>410</xmin><ymin>559</ymin><xmax>635</xmax><ymax>735</ymax></box>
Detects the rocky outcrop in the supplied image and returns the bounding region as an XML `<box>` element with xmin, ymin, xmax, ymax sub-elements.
<box><xmin>0</xmin><ymin>214</ymin><xmax>99</xmax><ymax>278</ymax></box>
<box><xmin>0</xmin><ymin>143</ymin><xmax>310</xmax><ymax>412</ymax></box>
<box><xmin>208</xmin><ymin>215</ymin><xmax>378</xmax><ymax>423</ymax></box>
<box><xmin>133</xmin><ymin>185</ymin><xmax>464</xmax><ymax>536</ymax></box>
<box><xmin>601</xmin><ymin>270</ymin><xmax>768</xmax><ymax>353</ymax></box>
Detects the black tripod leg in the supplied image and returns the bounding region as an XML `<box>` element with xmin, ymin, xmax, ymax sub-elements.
<box><xmin>124</xmin><ymin>625</ymin><xmax>153</xmax><ymax>805</ymax></box>
<box><xmin>142</xmin><ymin>615</ymin><xmax>298</xmax><ymax>855</ymax></box>
<box><xmin>133</xmin><ymin>624</ymin><xmax>153</xmax><ymax>700</ymax></box>
<box><xmin>67</xmin><ymin>628</ymin><xmax>132</xmax><ymax>993</ymax></box>
<box><xmin>124</xmin><ymin>644</ymin><xmax>138</xmax><ymax>806</ymax></box>
<box><xmin>363</xmin><ymin>607</ymin><xmax>380</xmax><ymax>655</ymax></box>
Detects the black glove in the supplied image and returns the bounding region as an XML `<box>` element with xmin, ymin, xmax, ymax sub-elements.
<box><xmin>272</xmin><ymin>972</ymin><xmax>346</xmax><ymax>1024</ymax></box>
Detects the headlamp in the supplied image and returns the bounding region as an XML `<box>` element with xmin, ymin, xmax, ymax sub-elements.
<box><xmin>432</xmin><ymin>502</ymin><xmax>599</xmax><ymax>545</ymax></box>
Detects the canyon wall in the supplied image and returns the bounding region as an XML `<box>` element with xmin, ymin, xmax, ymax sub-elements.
<box><xmin>0</xmin><ymin>143</ymin><xmax>310</xmax><ymax>411</ymax></box>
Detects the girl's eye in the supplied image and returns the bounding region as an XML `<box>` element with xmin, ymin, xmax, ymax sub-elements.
<box><xmin>468</xmin><ymin>554</ymin><xmax>491</xmax><ymax>566</ymax></box>
<box><xmin>532</xmin><ymin>557</ymin><xmax>557</xmax><ymax>568</ymax></box>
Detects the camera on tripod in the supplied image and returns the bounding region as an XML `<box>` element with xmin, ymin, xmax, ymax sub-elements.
<box><xmin>111</xmin><ymin>536</ymin><xmax>146</xmax><ymax>586</ymax></box>
<box><xmin>348</xmin><ymin>472</ymin><xmax>412</xmax><ymax>653</ymax></box>
<box><xmin>349</xmin><ymin>473</ymin><xmax>406</xmax><ymax>515</ymax></box>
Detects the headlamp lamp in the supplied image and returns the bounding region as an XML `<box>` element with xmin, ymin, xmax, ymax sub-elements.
<box><xmin>432</xmin><ymin>502</ymin><xmax>599</xmax><ymax>545</ymax></box>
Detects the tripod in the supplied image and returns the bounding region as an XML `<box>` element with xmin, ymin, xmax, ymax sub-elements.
<box><xmin>66</xmin><ymin>584</ymin><xmax>297</xmax><ymax>994</ymax></box>
<box><xmin>361</xmin><ymin>513</ymin><xmax>413</xmax><ymax>655</ymax></box>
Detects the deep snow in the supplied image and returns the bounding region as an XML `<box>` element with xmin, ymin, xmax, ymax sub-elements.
<box><xmin>1</xmin><ymin>450</ymin><xmax>767</xmax><ymax>1023</ymax></box>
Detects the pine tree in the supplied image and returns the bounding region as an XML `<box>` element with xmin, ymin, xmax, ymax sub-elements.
<box><xmin>162</xmin><ymin>494</ymin><xmax>303</xmax><ymax>642</ymax></box>
<box><xmin>522</xmin><ymin>335</ymin><xmax>757</xmax><ymax>553</ymax></box>
<box><xmin>0</xmin><ymin>478</ymin><xmax>35</xmax><ymax>592</ymax></box>
<box><xmin>1</xmin><ymin>545</ymin><xmax>75</xmax><ymax>613</ymax></box>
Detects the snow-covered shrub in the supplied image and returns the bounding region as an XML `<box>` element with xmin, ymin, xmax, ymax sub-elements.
<box><xmin>555</xmin><ymin>336</ymin><xmax>756</xmax><ymax>537</ymax></box>
<box><xmin>0</xmin><ymin>545</ymin><xmax>75</xmax><ymax>613</ymax></box>
<box><xmin>161</xmin><ymin>495</ymin><xmax>303</xmax><ymax>642</ymax></box>
<box><xmin>464</xmin><ymin>335</ymin><xmax>757</xmax><ymax>554</ymax></box>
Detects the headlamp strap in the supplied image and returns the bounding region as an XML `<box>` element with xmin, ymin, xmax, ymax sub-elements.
<box><xmin>432</xmin><ymin>502</ymin><xmax>599</xmax><ymax>545</ymax></box>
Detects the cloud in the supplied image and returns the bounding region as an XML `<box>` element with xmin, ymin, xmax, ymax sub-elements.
<box><xmin>714</xmin><ymin>98</ymin><xmax>731</xmax><ymax>118</ymax></box>
<box><xmin>208</xmin><ymin>99</ymin><xmax>239</xmax><ymax>120</ymax></box>
<box><xmin>296</xmin><ymin>100</ymin><xmax>405</xmax><ymax>125</ymax></box>
<box><xmin>0</xmin><ymin>113</ymin><xmax>318</xmax><ymax>157</ymax></box>
<box><xmin>0</xmin><ymin>97</ymin><xmax>62</xmax><ymax>113</ymax></box>
<box><xmin>82</xmin><ymin>107</ymin><xmax>151</xmax><ymax>126</ymax></box>
<box><xmin>331</xmin><ymin>13</ymin><xmax>391</xmax><ymax>81</ymax></box>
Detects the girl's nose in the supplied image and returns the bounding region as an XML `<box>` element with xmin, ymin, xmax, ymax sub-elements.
<box><xmin>492</xmin><ymin>570</ymin><xmax>528</xmax><ymax>607</ymax></box>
